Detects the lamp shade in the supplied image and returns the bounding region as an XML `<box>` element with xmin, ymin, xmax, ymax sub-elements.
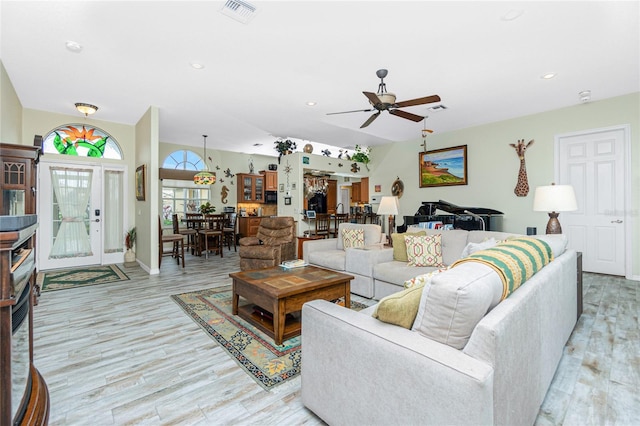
<box><xmin>533</xmin><ymin>184</ymin><xmax>577</xmax><ymax>212</ymax></box>
<box><xmin>377</xmin><ymin>196</ymin><xmax>399</xmax><ymax>215</ymax></box>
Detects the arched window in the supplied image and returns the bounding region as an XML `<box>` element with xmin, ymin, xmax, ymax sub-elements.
<box><xmin>163</xmin><ymin>150</ymin><xmax>205</xmax><ymax>171</ymax></box>
<box><xmin>161</xmin><ymin>150</ymin><xmax>209</xmax><ymax>225</ymax></box>
<box><xmin>42</xmin><ymin>124</ymin><xmax>123</xmax><ymax>159</ymax></box>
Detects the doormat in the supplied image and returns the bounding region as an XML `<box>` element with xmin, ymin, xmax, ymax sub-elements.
<box><xmin>171</xmin><ymin>286</ymin><xmax>368</xmax><ymax>390</ymax></box>
<box><xmin>38</xmin><ymin>264</ymin><xmax>130</xmax><ymax>292</ymax></box>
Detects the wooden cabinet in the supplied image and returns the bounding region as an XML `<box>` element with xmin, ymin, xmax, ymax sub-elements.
<box><xmin>238</xmin><ymin>216</ymin><xmax>262</xmax><ymax>238</ymax></box>
<box><xmin>327</xmin><ymin>180</ymin><xmax>337</xmax><ymax>214</ymax></box>
<box><xmin>261</xmin><ymin>171</ymin><xmax>278</xmax><ymax>191</ymax></box>
<box><xmin>237</xmin><ymin>174</ymin><xmax>265</xmax><ymax>203</ymax></box>
<box><xmin>1</xmin><ymin>144</ymin><xmax>39</xmax><ymax>216</ymax></box>
<box><xmin>0</xmin><ymin>143</ymin><xmax>48</xmax><ymax>425</ymax></box>
<box><xmin>351</xmin><ymin>177</ymin><xmax>369</xmax><ymax>204</ymax></box>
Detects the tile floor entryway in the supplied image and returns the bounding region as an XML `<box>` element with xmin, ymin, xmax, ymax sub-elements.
<box><xmin>32</xmin><ymin>250</ymin><xmax>639</xmax><ymax>425</ymax></box>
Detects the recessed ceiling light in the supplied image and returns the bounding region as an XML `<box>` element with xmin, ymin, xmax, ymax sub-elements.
<box><xmin>65</xmin><ymin>40</ymin><xmax>83</xmax><ymax>53</ymax></box>
<box><xmin>541</xmin><ymin>73</ymin><xmax>556</xmax><ymax>79</ymax></box>
<box><xmin>306</xmin><ymin>101</ymin><xmax>317</xmax><ymax>106</ymax></box>
<box><xmin>190</xmin><ymin>62</ymin><xmax>205</xmax><ymax>70</ymax></box>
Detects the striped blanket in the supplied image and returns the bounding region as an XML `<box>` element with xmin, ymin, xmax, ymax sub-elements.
<box><xmin>451</xmin><ymin>237</ymin><xmax>553</xmax><ymax>300</ymax></box>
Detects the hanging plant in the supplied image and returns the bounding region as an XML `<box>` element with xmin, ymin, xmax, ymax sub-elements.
<box><xmin>350</xmin><ymin>145</ymin><xmax>371</xmax><ymax>170</ymax></box>
<box><xmin>274</xmin><ymin>139</ymin><xmax>297</xmax><ymax>163</ymax></box>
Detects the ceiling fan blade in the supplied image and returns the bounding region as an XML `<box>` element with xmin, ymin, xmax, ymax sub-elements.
<box><xmin>389</xmin><ymin>109</ymin><xmax>424</xmax><ymax>122</ymax></box>
<box><xmin>363</xmin><ymin>91</ymin><xmax>382</xmax><ymax>106</ymax></box>
<box><xmin>360</xmin><ymin>112</ymin><xmax>381</xmax><ymax>128</ymax></box>
<box><xmin>394</xmin><ymin>94</ymin><xmax>441</xmax><ymax>108</ymax></box>
<box><xmin>327</xmin><ymin>108</ymin><xmax>374</xmax><ymax>116</ymax></box>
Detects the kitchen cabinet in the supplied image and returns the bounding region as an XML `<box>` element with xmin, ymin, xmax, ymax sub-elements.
<box><xmin>327</xmin><ymin>180</ymin><xmax>337</xmax><ymax>214</ymax></box>
<box><xmin>351</xmin><ymin>177</ymin><xmax>369</xmax><ymax>204</ymax></box>
<box><xmin>238</xmin><ymin>216</ymin><xmax>262</xmax><ymax>238</ymax></box>
<box><xmin>261</xmin><ymin>171</ymin><xmax>278</xmax><ymax>191</ymax></box>
<box><xmin>237</xmin><ymin>174</ymin><xmax>264</xmax><ymax>203</ymax></box>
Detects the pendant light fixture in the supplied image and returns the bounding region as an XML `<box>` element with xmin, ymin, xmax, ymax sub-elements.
<box><xmin>194</xmin><ymin>134</ymin><xmax>216</xmax><ymax>185</ymax></box>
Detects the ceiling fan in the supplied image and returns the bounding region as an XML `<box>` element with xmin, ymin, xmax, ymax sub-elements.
<box><xmin>327</xmin><ymin>69</ymin><xmax>441</xmax><ymax>128</ymax></box>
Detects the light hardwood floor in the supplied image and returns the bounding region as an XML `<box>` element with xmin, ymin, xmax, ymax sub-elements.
<box><xmin>32</xmin><ymin>249</ymin><xmax>639</xmax><ymax>425</ymax></box>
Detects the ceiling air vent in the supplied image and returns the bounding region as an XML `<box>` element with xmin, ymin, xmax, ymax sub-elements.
<box><xmin>220</xmin><ymin>0</ymin><xmax>258</xmax><ymax>24</ymax></box>
<box><xmin>428</xmin><ymin>105</ymin><xmax>448</xmax><ymax>111</ymax></box>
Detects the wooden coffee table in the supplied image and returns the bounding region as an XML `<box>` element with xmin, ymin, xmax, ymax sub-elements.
<box><xmin>229</xmin><ymin>265</ymin><xmax>353</xmax><ymax>345</ymax></box>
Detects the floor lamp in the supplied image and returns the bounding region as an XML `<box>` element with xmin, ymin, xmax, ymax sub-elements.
<box><xmin>377</xmin><ymin>196</ymin><xmax>399</xmax><ymax>246</ymax></box>
<box><xmin>533</xmin><ymin>183</ymin><xmax>577</xmax><ymax>234</ymax></box>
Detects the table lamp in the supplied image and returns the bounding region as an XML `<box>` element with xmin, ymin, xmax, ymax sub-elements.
<box><xmin>377</xmin><ymin>196</ymin><xmax>399</xmax><ymax>245</ymax></box>
<box><xmin>533</xmin><ymin>183</ymin><xmax>577</xmax><ymax>234</ymax></box>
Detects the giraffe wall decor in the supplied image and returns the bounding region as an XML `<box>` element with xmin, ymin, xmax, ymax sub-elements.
<box><xmin>509</xmin><ymin>139</ymin><xmax>534</xmax><ymax>197</ymax></box>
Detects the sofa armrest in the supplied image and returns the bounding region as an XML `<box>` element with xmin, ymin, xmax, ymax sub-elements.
<box><xmin>302</xmin><ymin>238</ymin><xmax>339</xmax><ymax>263</ymax></box>
<box><xmin>301</xmin><ymin>300</ymin><xmax>494</xmax><ymax>426</ymax></box>
<box><xmin>345</xmin><ymin>246</ymin><xmax>393</xmax><ymax>276</ymax></box>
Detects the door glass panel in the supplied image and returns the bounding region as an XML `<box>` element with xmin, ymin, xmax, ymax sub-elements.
<box><xmin>104</xmin><ymin>170</ymin><xmax>124</xmax><ymax>253</ymax></box>
<box><xmin>49</xmin><ymin>167</ymin><xmax>93</xmax><ymax>258</ymax></box>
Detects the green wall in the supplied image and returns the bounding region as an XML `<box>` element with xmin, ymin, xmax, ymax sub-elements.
<box><xmin>0</xmin><ymin>61</ymin><xmax>22</xmax><ymax>143</ymax></box>
<box><xmin>370</xmin><ymin>93</ymin><xmax>639</xmax><ymax>277</ymax></box>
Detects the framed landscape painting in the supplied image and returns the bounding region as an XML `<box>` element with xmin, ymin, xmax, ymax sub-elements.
<box><xmin>419</xmin><ymin>145</ymin><xmax>468</xmax><ymax>187</ymax></box>
<box><xmin>135</xmin><ymin>165</ymin><xmax>146</xmax><ymax>201</ymax></box>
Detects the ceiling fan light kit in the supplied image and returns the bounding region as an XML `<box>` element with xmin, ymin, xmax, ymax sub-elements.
<box><xmin>328</xmin><ymin>69</ymin><xmax>441</xmax><ymax>128</ymax></box>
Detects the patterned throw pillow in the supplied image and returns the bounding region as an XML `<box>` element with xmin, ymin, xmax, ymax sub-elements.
<box><xmin>404</xmin><ymin>266</ymin><xmax>450</xmax><ymax>289</ymax></box>
<box><xmin>342</xmin><ymin>228</ymin><xmax>365</xmax><ymax>249</ymax></box>
<box><xmin>404</xmin><ymin>234</ymin><xmax>445</xmax><ymax>267</ymax></box>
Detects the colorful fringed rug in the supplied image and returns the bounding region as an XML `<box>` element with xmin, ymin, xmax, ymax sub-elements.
<box><xmin>171</xmin><ymin>286</ymin><xmax>368</xmax><ymax>390</ymax></box>
<box><xmin>38</xmin><ymin>264</ymin><xmax>129</xmax><ymax>292</ymax></box>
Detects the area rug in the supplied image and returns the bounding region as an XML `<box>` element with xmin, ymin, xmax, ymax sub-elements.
<box><xmin>171</xmin><ymin>286</ymin><xmax>369</xmax><ymax>390</ymax></box>
<box><xmin>38</xmin><ymin>264</ymin><xmax>130</xmax><ymax>292</ymax></box>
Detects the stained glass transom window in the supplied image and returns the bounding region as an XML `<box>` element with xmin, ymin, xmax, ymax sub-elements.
<box><xmin>42</xmin><ymin>124</ymin><xmax>123</xmax><ymax>159</ymax></box>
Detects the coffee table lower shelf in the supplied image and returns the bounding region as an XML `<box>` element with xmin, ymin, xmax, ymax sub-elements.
<box><xmin>237</xmin><ymin>304</ymin><xmax>301</xmax><ymax>343</ymax></box>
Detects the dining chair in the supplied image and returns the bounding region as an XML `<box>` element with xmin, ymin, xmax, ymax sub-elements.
<box><xmin>200</xmin><ymin>214</ymin><xmax>225</xmax><ymax>259</ymax></box>
<box><xmin>223</xmin><ymin>212</ymin><xmax>238</xmax><ymax>251</ymax></box>
<box><xmin>172</xmin><ymin>214</ymin><xmax>198</xmax><ymax>255</ymax></box>
<box><xmin>330</xmin><ymin>213</ymin><xmax>349</xmax><ymax>238</ymax></box>
<box><xmin>159</xmin><ymin>216</ymin><xmax>184</xmax><ymax>268</ymax></box>
<box><xmin>311</xmin><ymin>213</ymin><xmax>330</xmax><ymax>238</ymax></box>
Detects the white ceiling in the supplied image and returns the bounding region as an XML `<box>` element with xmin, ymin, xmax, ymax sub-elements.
<box><xmin>1</xmin><ymin>1</ymin><xmax>638</xmax><ymax>158</ymax></box>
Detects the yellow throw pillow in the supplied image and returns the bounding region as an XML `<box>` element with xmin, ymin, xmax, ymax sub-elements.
<box><xmin>372</xmin><ymin>282</ymin><xmax>426</xmax><ymax>329</ymax></box>
<box><xmin>342</xmin><ymin>228</ymin><xmax>365</xmax><ymax>249</ymax></box>
<box><xmin>391</xmin><ymin>231</ymin><xmax>426</xmax><ymax>261</ymax></box>
<box><xmin>404</xmin><ymin>234</ymin><xmax>445</xmax><ymax>267</ymax></box>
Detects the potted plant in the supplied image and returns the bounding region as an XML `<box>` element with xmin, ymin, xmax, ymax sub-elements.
<box><xmin>199</xmin><ymin>202</ymin><xmax>216</xmax><ymax>214</ymax></box>
<box><xmin>274</xmin><ymin>139</ymin><xmax>297</xmax><ymax>163</ymax></box>
<box><xmin>351</xmin><ymin>145</ymin><xmax>371</xmax><ymax>170</ymax></box>
<box><xmin>124</xmin><ymin>227</ymin><xmax>136</xmax><ymax>265</ymax></box>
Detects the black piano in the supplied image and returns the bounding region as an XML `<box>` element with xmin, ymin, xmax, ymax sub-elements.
<box><xmin>399</xmin><ymin>200</ymin><xmax>503</xmax><ymax>232</ymax></box>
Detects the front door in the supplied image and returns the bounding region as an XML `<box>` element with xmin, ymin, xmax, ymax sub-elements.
<box><xmin>38</xmin><ymin>161</ymin><xmax>126</xmax><ymax>270</ymax></box>
<box><xmin>557</xmin><ymin>126</ymin><xmax>629</xmax><ymax>276</ymax></box>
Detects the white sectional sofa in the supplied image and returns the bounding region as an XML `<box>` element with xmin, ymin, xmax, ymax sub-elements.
<box><xmin>302</xmin><ymin>223</ymin><xmax>386</xmax><ymax>298</ymax></box>
<box><xmin>301</xmin><ymin>234</ymin><xmax>578</xmax><ymax>425</ymax></box>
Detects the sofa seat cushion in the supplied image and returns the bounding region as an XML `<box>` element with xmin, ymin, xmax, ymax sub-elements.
<box><xmin>412</xmin><ymin>262</ymin><xmax>503</xmax><ymax>350</ymax></box>
<box><xmin>372</xmin><ymin>282</ymin><xmax>425</xmax><ymax>329</ymax></box>
<box><xmin>307</xmin><ymin>250</ymin><xmax>346</xmax><ymax>271</ymax></box>
<box><xmin>373</xmin><ymin>261</ymin><xmax>440</xmax><ymax>286</ymax></box>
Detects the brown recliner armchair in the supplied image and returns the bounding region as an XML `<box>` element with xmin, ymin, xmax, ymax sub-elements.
<box><xmin>238</xmin><ymin>216</ymin><xmax>297</xmax><ymax>271</ymax></box>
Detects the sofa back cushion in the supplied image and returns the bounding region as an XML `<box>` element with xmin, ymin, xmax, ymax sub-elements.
<box><xmin>391</xmin><ymin>228</ymin><xmax>426</xmax><ymax>261</ymax></box>
<box><xmin>412</xmin><ymin>262</ymin><xmax>503</xmax><ymax>350</ymax></box>
<box><xmin>405</xmin><ymin>234</ymin><xmax>445</xmax><ymax>267</ymax></box>
<box><xmin>421</xmin><ymin>229</ymin><xmax>469</xmax><ymax>265</ymax></box>
<box><xmin>336</xmin><ymin>223</ymin><xmax>382</xmax><ymax>250</ymax></box>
